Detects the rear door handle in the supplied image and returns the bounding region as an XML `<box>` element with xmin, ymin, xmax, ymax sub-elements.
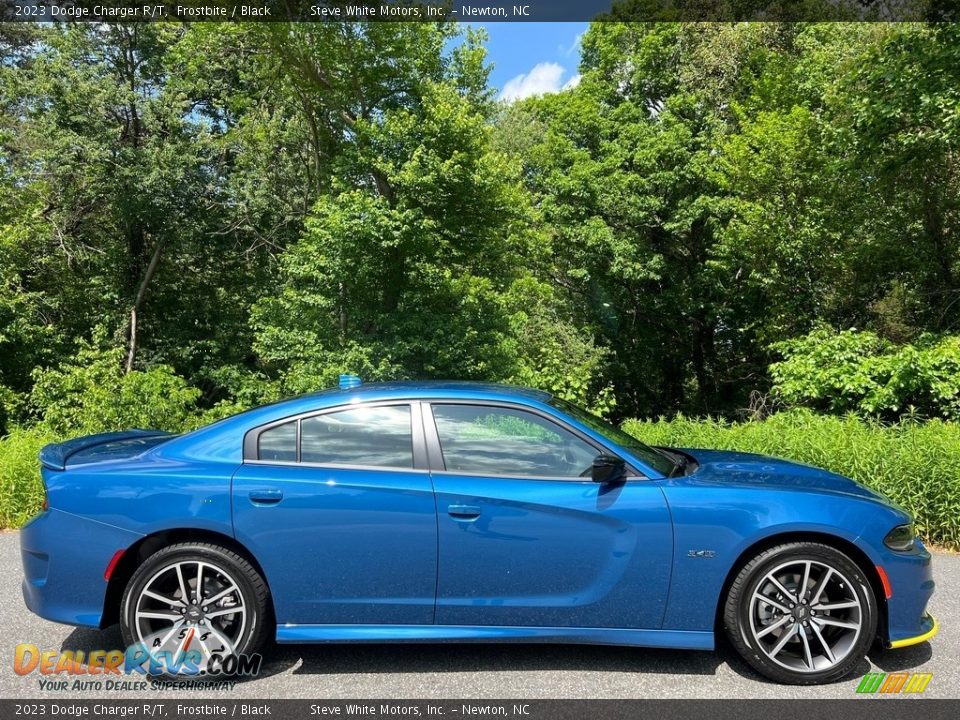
<box><xmin>249</xmin><ymin>489</ymin><xmax>283</xmax><ymax>505</ymax></box>
<box><xmin>447</xmin><ymin>504</ymin><xmax>481</xmax><ymax>520</ymax></box>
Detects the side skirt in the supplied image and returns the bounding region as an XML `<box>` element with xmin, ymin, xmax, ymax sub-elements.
<box><xmin>275</xmin><ymin>624</ymin><xmax>715</xmax><ymax>650</ymax></box>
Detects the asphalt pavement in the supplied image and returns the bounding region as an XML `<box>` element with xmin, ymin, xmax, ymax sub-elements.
<box><xmin>0</xmin><ymin>531</ymin><xmax>955</xmax><ymax>699</ymax></box>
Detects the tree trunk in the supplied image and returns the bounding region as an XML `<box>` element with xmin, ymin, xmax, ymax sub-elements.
<box><xmin>125</xmin><ymin>239</ymin><xmax>163</xmax><ymax>373</ymax></box>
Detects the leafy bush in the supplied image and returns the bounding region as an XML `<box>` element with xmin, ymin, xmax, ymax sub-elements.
<box><xmin>770</xmin><ymin>328</ymin><xmax>960</xmax><ymax>420</ymax></box>
<box><xmin>0</xmin><ymin>346</ymin><xmax>206</xmax><ymax>528</ymax></box>
<box><xmin>624</xmin><ymin>410</ymin><xmax>960</xmax><ymax>548</ymax></box>
<box><xmin>0</xmin><ymin>427</ymin><xmax>54</xmax><ymax>528</ymax></box>
<box><xmin>29</xmin><ymin>345</ymin><xmax>202</xmax><ymax>437</ymax></box>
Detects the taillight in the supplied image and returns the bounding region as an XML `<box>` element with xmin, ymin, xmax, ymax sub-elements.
<box><xmin>104</xmin><ymin>550</ymin><xmax>125</xmax><ymax>581</ymax></box>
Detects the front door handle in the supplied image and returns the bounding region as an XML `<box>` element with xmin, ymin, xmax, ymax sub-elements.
<box><xmin>447</xmin><ymin>504</ymin><xmax>481</xmax><ymax>520</ymax></box>
<box><xmin>249</xmin><ymin>489</ymin><xmax>283</xmax><ymax>505</ymax></box>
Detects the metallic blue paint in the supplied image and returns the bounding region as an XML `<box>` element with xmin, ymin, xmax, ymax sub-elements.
<box><xmin>20</xmin><ymin>381</ymin><xmax>935</xmax><ymax>655</ymax></box>
<box><xmin>275</xmin><ymin>624</ymin><xmax>714</xmax><ymax>649</ymax></box>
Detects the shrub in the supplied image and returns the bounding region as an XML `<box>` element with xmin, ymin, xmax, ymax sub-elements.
<box><xmin>770</xmin><ymin>328</ymin><xmax>960</xmax><ymax>420</ymax></box>
<box><xmin>0</xmin><ymin>427</ymin><xmax>54</xmax><ymax>528</ymax></box>
<box><xmin>29</xmin><ymin>345</ymin><xmax>201</xmax><ymax>437</ymax></box>
<box><xmin>0</xmin><ymin>346</ymin><xmax>206</xmax><ymax>528</ymax></box>
<box><xmin>624</xmin><ymin>409</ymin><xmax>960</xmax><ymax>549</ymax></box>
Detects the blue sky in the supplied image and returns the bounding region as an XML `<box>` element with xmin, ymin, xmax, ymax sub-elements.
<box><xmin>466</xmin><ymin>23</ymin><xmax>589</xmax><ymax>101</ymax></box>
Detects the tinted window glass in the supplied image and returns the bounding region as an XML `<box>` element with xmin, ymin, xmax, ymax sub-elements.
<box><xmin>431</xmin><ymin>404</ymin><xmax>597</xmax><ymax>477</ymax></box>
<box><xmin>548</xmin><ymin>397</ymin><xmax>678</xmax><ymax>476</ymax></box>
<box><xmin>258</xmin><ymin>421</ymin><xmax>297</xmax><ymax>462</ymax></box>
<box><xmin>300</xmin><ymin>405</ymin><xmax>413</xmax><ymax>468</ymax></box>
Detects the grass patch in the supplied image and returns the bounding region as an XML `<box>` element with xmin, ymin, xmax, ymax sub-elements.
<box><xmin>624</xmin><ymin>409</ymin><xmax>960</xmax><ymax>549</ymax></box>
<box><xmin>0</xmin><ymin>428</ymin><xmax>54</xmax><ymax>529</ymax></box>
<box><xmin>2</xmin><ymin>410</ymin><xmax>958</xmax><ymax>550</ymax></box>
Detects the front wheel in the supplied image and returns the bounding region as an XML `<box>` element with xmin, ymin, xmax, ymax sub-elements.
<box><xmin>723</xmin><ymin>542</ymin><xmax>877</xmax><ymax>684</ymax></box>
<box><xmin>120</xmin><ymin>542</ymin><xmax>270</xmax><ymax>675</ymax></box>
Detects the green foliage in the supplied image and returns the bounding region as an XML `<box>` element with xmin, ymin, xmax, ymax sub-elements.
<box><xmin>458</xmin><ymin>413</ymin><xmax>560</xmax><ymax>444</ymax></box>
<box><xmin>3</xmin><ymin>21</ymin><xmax>960</xmax><ymax>531</ymax></box>
<box><xmin>251</xmin><ymin>76</ymin><xmax>612</xmax><ymax>409</ymax></box>
<box><xmin>771</xmin><ymin>328</ymin><xmax>960</xmax><ymax>420</ymax></box>
<box><xmin>29</xmin><ymin>344</ymin><xmax>201</xmax><ymax>437</ymax></box>
<box><xmin>0</xmin><ymin>427</ymin><xmax>54</xmax><ymax>529</ymax></box>
<box><xmin>624</xmin><ymin>410</ymin><xmax>960</xmax><ymax>549</ymax></box>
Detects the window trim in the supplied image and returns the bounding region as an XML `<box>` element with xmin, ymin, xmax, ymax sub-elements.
<box><xmin>422</xmin><ymin>400</ymin><xmax>646</xmax><ymax>482</ymax></box>
<box><xmin>243</xmin><ymin>401</ymin><xmax>428</xmax><ymax>472</ymax></box>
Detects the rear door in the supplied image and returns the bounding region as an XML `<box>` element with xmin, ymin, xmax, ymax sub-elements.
<box><xmin>426</xmin><ymin>401</ymin><xmax>673</xmax><ymax>630</ymax></box>
<box><xmin>232</xmin><ymin>402</ymin><xmax>437</xmax><ymax>626</ymax></box>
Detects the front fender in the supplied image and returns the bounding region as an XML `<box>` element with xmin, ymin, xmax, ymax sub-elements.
<box><xmin>657</xmin><ymin>481</ymin><xmax>907</xmax><ymax>632</ymax></box>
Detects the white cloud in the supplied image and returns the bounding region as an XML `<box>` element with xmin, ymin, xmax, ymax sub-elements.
<box><xmin>500</xmin><ymin>62</ymin><xmax>577</xmax><ymax>102</ymax></box>
<box><xmin>560</xmin><ymin>30</ymin><xmax>585</xmax><ymax>58</ymax></box>
<box><xmin>563</xmin><ymin>74</ymin><xmax>582</xmax><ymax>90</ymax></box>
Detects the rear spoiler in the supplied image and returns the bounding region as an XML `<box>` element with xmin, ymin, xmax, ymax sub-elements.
<box><xmin>39</xmin><ymin>430</ymin><xmax>173</xmax><ymax>471</ymax></box>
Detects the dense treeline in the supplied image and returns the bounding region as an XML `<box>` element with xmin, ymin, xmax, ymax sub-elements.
<box><xmin>1</xmin><ymin>21</ymin><xmax>959</xmax><ymax>435</ymax></box>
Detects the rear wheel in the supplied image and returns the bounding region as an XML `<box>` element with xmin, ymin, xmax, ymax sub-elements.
<box><xmin>723</xmin><ymin>542</ymin><xmax>877</xmax><ymax>684</ymax></box>
<box><xmin>120</xmin><ymin>542</ymin><xmax>270</xmax><ymax>675</ymax></box>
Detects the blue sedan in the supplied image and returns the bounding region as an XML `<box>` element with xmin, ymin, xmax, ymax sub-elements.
<box><xmin>21</xmin><ymin>380</ymin><xmax>936</xmax><ymax>684</ymax></box>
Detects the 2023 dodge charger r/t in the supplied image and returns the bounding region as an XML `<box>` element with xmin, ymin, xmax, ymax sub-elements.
<box><xmin>21</xmin><ymin>380</ymin><xmax>936</xmax><ymax>684</ymax></box>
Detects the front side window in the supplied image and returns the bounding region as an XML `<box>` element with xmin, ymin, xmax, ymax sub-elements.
<box><xmin>431</xmin><ymin>404</ymin><xmax>597</xmax><ymax>478</ymax></box>
<box><xmin>548</xmin><ymin>397</ymin><xmax>678</xmax><ymax>477</ymax></box>
<box><xmin>300</xmin><ymin>405</ymin><xmax>413</xmax><ymax>468</ymax></box>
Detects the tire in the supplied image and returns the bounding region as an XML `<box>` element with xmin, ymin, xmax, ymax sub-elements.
<box><xmin>723</xmin><ymin>542</ymin><xmax>877</xmax><ymax>685</ymax></box>
<box><xmin>120</xmin><ymin>542</ymin><xmax>271</xmax><ymax>675</ymax></box>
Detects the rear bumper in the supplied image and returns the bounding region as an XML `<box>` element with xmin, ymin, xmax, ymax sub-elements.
<box><xmin>21</xmin><ymin>508</ymin><xmax>142</xmax><ymax>628</ymax></box>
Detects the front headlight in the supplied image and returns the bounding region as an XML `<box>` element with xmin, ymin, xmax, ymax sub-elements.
<box><xmin>884</xmin><ymin>523</ymin><xmax>916</xmax><ymax>552</ymax></box>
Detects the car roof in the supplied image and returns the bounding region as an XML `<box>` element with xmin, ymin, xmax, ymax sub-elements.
<box><xmin>158</xmin><ymin>381</ymin><xmax>556</xmax><ymax>464</ymax></box>
<box><xmin>284</xmin><ymin>380</ymin><xmax>552</xmax><ymax>407</ymax></box>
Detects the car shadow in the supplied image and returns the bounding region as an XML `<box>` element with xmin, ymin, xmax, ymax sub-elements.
<box><xmin>868</xmin><ymin>642</ymin><xmax>934</xmax><ymax>671</ymax></box>
<box><xmin>275</xmin><ymin>644</ymin><xmax>726</xmax><ymax>678</ymax></box>
<box><xmin>58</xmin><ymin>626</ymin><xmax>933</xmax><ymax>686</ymax></box>
<box><xmin>61</xmin><ymin>624</ymin><xmax>123</xmax><ymax>654</ymax></box>
<box><xmin>61</xmin><ymin>626</ymin><xmax>725</xmax><ymax>681</ymax></box>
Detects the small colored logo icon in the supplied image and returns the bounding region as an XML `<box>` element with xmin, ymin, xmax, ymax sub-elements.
<box><xmin>856</xmin><ymin>672</ymin><xmax>932</xmax><ymax>694</ymax></box>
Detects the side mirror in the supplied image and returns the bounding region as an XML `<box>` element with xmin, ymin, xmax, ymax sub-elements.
<box><xmin>591</xmin><ymin>454</ymin><xmax>626</xmax><ymax>484</ymax></box>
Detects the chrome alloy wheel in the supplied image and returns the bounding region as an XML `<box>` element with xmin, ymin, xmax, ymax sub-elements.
<box><xmin>749</xmin><ymin>559</ymin><xmax>863</xmax><ymax>673</ymax></box>
<box><xmin>133</xmin><ymin>560</ymin><xmax>247</xmax><ymax>671</ymax></box>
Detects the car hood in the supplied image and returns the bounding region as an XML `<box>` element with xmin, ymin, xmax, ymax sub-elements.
<box><xmin>678</xmin><ymin>448</ymin><xmax>889</xmax><ymax>503</ymax></box>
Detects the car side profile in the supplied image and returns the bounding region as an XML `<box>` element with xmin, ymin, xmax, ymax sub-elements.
<box><xmin>21</xmin><ymin>380</ymin><xmax>936</xmax><ymax>684</ymax></box>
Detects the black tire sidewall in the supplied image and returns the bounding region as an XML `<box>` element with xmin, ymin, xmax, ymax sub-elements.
<box><xmin>119</xmin><ymin>543</ymin><xmax>267</xmax><ymax>665</ymax></box>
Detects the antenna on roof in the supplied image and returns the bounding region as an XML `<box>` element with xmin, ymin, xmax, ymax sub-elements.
<box><xmin>339</xmin><ymin>374</ymin><xmax>362</xmax><ymax>390</ymax></box>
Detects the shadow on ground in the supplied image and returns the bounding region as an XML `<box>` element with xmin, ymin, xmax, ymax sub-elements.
<box><xmin>58</xmin><ymin>625</ymin><xmax>931</xmax><ymax>687</ymax></box>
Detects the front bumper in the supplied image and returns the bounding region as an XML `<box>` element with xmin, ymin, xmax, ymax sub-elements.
<box><xmin>879</xmin><ymin>538</ymin><xmax>936</xmax><ymax>647</ymax></box>
<box><xmin>21</xmin><ymin>508</ymin><xmax>142</xmax><ymax>628</ymax></box>
<box><xmin>888</xmin><ymin>613</ymin><xmax>938</xmax><ymax>649</ymax></box>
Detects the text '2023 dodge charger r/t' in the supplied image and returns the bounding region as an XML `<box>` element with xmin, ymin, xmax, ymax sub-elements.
<box><xmin>21</xmin><ymin>379</ymin><xmax>936</xmax><ymax>684</ymax></box>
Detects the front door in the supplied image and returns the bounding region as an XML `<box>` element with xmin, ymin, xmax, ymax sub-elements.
<box><xmin>426</xmin><ymin>402</ymin><xmax>673</xmax><ymax>629</ymax></box>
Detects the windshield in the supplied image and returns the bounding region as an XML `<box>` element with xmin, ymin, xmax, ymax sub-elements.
<box><xmin>548</xmin><ymin>398</ymin><xmax>679</xmax><ymax>477</ymax></box>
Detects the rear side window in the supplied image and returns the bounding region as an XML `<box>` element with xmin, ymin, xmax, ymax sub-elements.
<box><xmin>301</xmin><ymin>405</ymin><xmax>413</xmax><ymax>468</ymax></box>
<box><xmin>258</xmin><ymin>421</ymin><xmax>296</xmax><ymax>462</ymax></box>
<box><xmin>254</xmin><ymin>405</ymin><xmax>414</xmax><ymax>468</ymax></box>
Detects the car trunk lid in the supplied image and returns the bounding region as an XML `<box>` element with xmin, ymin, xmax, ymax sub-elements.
<box><xmin>39</xmin><ymin>430</ymin><xmax>176</xmax><ymax>471</ymax></box>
